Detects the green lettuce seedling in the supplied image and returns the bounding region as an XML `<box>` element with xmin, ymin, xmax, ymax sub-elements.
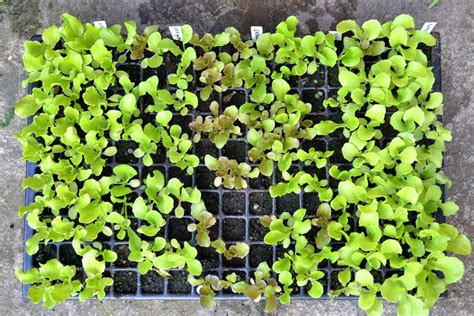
<box><xmin>210</xmin><ymin>239</ymin><xmax>250</xmax><ymax>260</ymax></box>
<box><xmin>16</xmin><ymin>259</ymin><xmax>82</xmax><ymax>308</ymax></box>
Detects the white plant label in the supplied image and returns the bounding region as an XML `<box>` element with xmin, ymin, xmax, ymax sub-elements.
<box><xmin>251</xmin><ymin>26</ymin><xmax>263</xmax><ymax>42</ymax></box>
<box><xmin>169</xmin><ymin>26</ymin><xmax>183</xmax><ymax>40</ymax></box>
<box><xmin>329</xmin><ymin>31</ymin><xmax>342</xmax><ymax>41</ymax></box>
<box><xmin>93</xmin><ymin>21</ymin><xmax>107</xmax><ymax>28</ymax></box>
<box><xmin>421</xmin><ymin>22</ymin><xmax>437</xmax><ymax>33</ymax></box>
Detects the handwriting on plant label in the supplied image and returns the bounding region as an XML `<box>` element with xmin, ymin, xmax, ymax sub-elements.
<box><xmin>93</xmin><ymin>21</ymin><xmax>107</xmax><ymax>28</ymax></box>
<box><xmin>169</xmin><ymin>26</ymin><xmax>183</xmax><ymax>40</ymax></box>
<box><xmin>251</xmin><ymin>26</ymin><xmax>263</xmax><ymax>42</ymax></box>
<box><xmin>421</xmin><ymin>22</ymin><xmax>437</xmax><ymax>33</ymax></box>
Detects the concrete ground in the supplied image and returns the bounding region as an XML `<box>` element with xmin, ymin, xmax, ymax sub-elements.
<box><xmin>0</xmin><ymin>0</ymin><xmax>472</xmax><ymax>315</ymax></box>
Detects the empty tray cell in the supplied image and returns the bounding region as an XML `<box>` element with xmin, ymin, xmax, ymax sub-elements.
<box><xmin>201</xmin><ymin>191</ymin><xmax>220</xmax><ymax>215</ymax></box>
<box><xmin>303</xmin><ymin>192</ymin><xmax>320</xmax><ymax>211</ymax></box>
<box><xmin>151</xmin><ymin>143</ymin><xmax>167</xmax><ymax>163</ymax></box>
<box><xmin>194</xmin><ymin>137</ymin><xmax>219</xmax><ymax>161</ymax></box>
<box><xmin>222</xmin><ymin>191</ymin><xmax>245</xmax><ymax>215</ymax></box>
<box><xmin>168</xmin><ymin>270</ymin><xmax>192</xmax><ymax>294</ymax></box>
<box><xmin>249</xmin><ymin>244</ymin><xmax>273</xmax><ymax>268</ymax></box>
<box><xmin>249</xmin><ymin>173</ymin><xmax>272</xmax><ymax>189</ymax></box>
<box><xmin>222</xmin><ymin>218</ymin><xmax>246</xmax><ymax>241</ymax></box>
<box><xmin>195</xmin><ymin>167</ymin><xmax>215</xmax><ymax>189</ymax></box>
<box><xmin>222</xmin><ymin>139</ymin><xmax>247</xmax><ymax>162</ymax></box>
<box><xmin>113</xmin><ymin>270</ymin><xmax>138</xmax><ymax>295</ymax></box>
<box><xmin>140</xmin><ymin>271</ymin><xmax>165</xmax><ymax>294</ymax></box>
<box><xmin>249</xmin><ymin>191</ymin><xmax>272</xmax><ymax>215</ymax></box>
<box><xmin>167</xmin><ymin>218</ymin><xmax>193</xmax><ymax>241</ymax></box>
<box><xmin>276</xmin><ymin>193</ymin><xmax>300</xmax><ymax>214</ymax></box>
<box><xmin>223</xmin><ymin>253</ymin><xmax>245</xmax><ymax>268</ymax></box>
<box><xmin>303</xmin><ymin>165</ymin><xmax>326</xmax><ymax>180</ymax></box>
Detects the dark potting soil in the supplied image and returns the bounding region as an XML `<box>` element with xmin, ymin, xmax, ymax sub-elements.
<box><xmin>114</xmin><ymin>244</ymin><xmax>137</xmax><ymax>268</ymax></box>
<box><xmin>249</xmin><ymin>218</ymin><xmax>268</xmax><ymax>242</ymax></box>
<box><xmin>113</xmin><ymin>270</ymin><xmax>138</xmax><ymax>295</ymax></box>
<box><xmin>117</xmin><ymin>64</ymin><xmax>141</xmax><ymax>84</ymax></box>
<box><xmin>195</xmin><ymin>167</ymin><xmax>215</xmax><ymax>189</ymax></box>
<box><xmin>301</xmin><ymin>89</ymin><xmax>325</xmax><ymax>113</ymax></box>
<box><xmin>201</xmin><ymin>191</ymin><xmax>219</xmax><ymax>214</ymax></box>
<box><xmin>208</xmin><ymin>221</ymin><xmax>220</xmax><ymax>241</ymax></box>
<box><xmin>196</xmin><ymin>245</ymin><xmax>219</xmax><ymax>270</ymax></box>
<box><xmin>152</xmin><ymin>143</ymin><xmax>167</xmax><ymax>163</ymax></box>
<box><xmin>303</xmin><ymin>165</ymin><xmax>326</xmax><ymax>181</ymax></box>
<box><xmin>223</xmin><ymin>254</ymin><xmax>245</xmax><ymax>268</ymax></box>
<box><xmin>276</xmin><ymin>193</ymin><xmax>300</xmax><ymax>214</ymax></box>
<box><xmin>249</xmin><ymin>192</ymin><xmax>272</xmax><ymax>215</ymax></box>
<box><xmin>167</xmin><ymin>218</ymin><xmax>193</xmax><ymax>242</ymax></box>
<box><xmin>222</xmin><ymin>139</ymin><xmax>247</xmax><ymax>162</ymax></box>
<box><xmin>327</xmin><ymin>66</ymin><xmax>340</xmax><ymax>88</ymax></box>
<box><xmin>249</xmin><ymin>174</ymin><xmax>272</xmax><ymax>189</ymax></box>
<box><xmin>303</xmin><ymin>192</ymin><xmax>320</xmax><ymax>211</ymax></box>
<box><xmin>328</xmin><ymin>138</ymin><xmax>348</xmax><ymax>163</ymax></box>
<box><xmin>222</xmin><ymin>90</ymin><xmax>246</xmax><ymax>109</ymax></box>
<box><xmin>249</xmin><ymin>244</ymin><xmax>273</xmax><ymax>268</ymax></box>
<box><xmin>222</xmin><ymin>191</ymin><xmax>245</xmax><ymax>215</ymax></box>
<box><xmin>168</xmin><ymin>270</ymin><xmax>192</xmax><ymax>294</ymax></box>
<box><xmin>140</xmin><ymin>271</ymin><xmax>165</xmax><ymax>294</ymax></box>
<box><xmin>300</xmin><ymin>67</ymin><xmax>325</xmax><ymax>88</ymax></box>
<box><xmin>32</xmin><ymin>244</ymin><xmax>57</xmax><ymax>267</ymax></box>
<box><xmin>222</xmin><ymin>218</ymin><xmax>246</xmax><ymax>241</ymax></box>
<box><xmin>116</xmin><ymin>141</ymin><xmax>139</xmax><ymax>164</ymax></box>
<box><xmin>194</xmin><ymin>138</ymin><xmax>219</xmax><ymax>161</ymax></box>
<box><xmin>59</xmin><ymin>244</ymin><xmax>82</xmax><ymax>267</ymax></box>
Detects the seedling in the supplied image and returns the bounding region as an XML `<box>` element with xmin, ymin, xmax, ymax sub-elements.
<box><xmin>204</xmin><ymin>155</ymin><xmax>259</xmax><ymax>189</ymax></box>
<box><xmin>14</xmin><ymin>13</ymin><xmax>469</xmax><ymax>316</ymax></box>
<box><xmin>189</xmin><ymin>101</ymin><xmax>241</xmax><ymax>148</ymax></box>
